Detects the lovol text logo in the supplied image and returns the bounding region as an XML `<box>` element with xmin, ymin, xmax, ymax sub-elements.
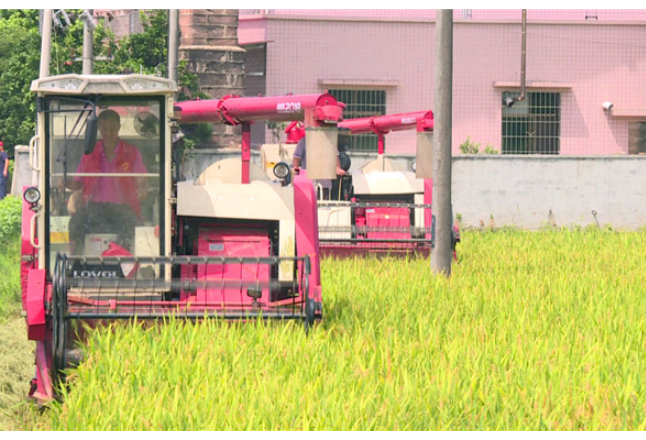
<box><xmin>72</xmin><ymin>270</ymin><xmax>120</xmax><ymax>278</ymax></box>
<box><xmin>277</xmin><ymin>102</ymin><xmax>302</xmax><ymax>114</ymax></box>
<box><xmin>401</xmin><ymin>117</ymin><xmax>417</xmax><ymax>125</ymax></box>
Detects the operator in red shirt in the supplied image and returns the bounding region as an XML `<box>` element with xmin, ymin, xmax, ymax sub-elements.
<box><xmin>65</xmin><ymin>109</ymin><xmax>148</xmax><ymax>254</ymax></box>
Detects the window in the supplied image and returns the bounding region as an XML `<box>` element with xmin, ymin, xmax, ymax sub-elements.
<box><xmin>46</xmin><ymin>98</ymin><xmax>165</xmax><ymax>271</ymax></box>
<box><xmin>502</xmin><ymin>91</ymin><xmax>561</xmax><ymax>154</ymax></box>
<box><xmin>328</xmin><ymin>89</ymin><xmax>386</xmax><ymax>153</ymax></box>
<box><xmin>628</xmin><ymin>122</ymin><xmax>646</xmax><ymax>154</ymax></box>
<box><xmin>461</xmin><ymin>9</ymin><xmax>472</xmax><ymax>18</ymax></box>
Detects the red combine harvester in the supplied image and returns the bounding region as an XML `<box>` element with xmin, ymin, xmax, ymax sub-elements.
<box><xmin>22</xmin><ymin>73</ymin><xmax>343</xmax><ymax>402</ymax></box>
<box><xmin>286</xmin><ymin>110</ymin><xmax>459</xmax><ymax>258</ymax></box>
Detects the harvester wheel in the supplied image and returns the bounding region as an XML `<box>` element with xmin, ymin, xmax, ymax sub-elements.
<box><xmin>302</xmin><ymin>256</ymin><xmax>315</xmax><ymax>333</ymax></box>
<box><xmin>52</xmin><ymin>255</ymin><xmax>69</xmax><ymax>388</ymax></box>
<box><xmin>304</xmin><ymin>298</ymin><xmax>316</xmax><ymax>333</ymax></box>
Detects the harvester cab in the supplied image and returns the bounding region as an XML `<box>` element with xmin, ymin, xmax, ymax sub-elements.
<box><xmin>22</xmin><ymin>74</ymin><xmax>344</xmax><ymax>402</ymax></box>
<box><xmin>23</xmin><ymin>74</ymin><xmax>177</xmax><ymax>401</ymax></box>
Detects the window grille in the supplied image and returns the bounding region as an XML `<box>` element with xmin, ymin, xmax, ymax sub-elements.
<box><xmin>328</xmin><ymin>89</ymin><xmax>386</xmax><ymax>153</ymax></box>
<box><xmin>628</xmin><ymin>122</ymin><xmax>646</xmax><ymax>154</ymax></box>
<box><xmin>502</xmin><ymin>91</ymin><xmax>561</xmax><ymax>154</ymax></box>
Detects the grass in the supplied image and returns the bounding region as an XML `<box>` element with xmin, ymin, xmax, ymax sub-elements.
<box><xmin>0</xmin><ymin>196</ymin><xmax>35</xmax><ymax>431</ymax></box>
<box><xmin>0</xmin><ymin>231</ymin><xmax>41</xmax><ymax>431</ymax></box>
<box><xmin>37</xmin><ymin>228</ymin><xmax>646</xmax><ymax>430</ymax></box>
<box><xmin>0</xmin><ymin>196</ymin><xmax>22</xmax><ymax>323</ymax></box>
<box><xmin>0</xmin><ymin>237</ymin><xmax>22</xmax><ymax>323</ymax></box>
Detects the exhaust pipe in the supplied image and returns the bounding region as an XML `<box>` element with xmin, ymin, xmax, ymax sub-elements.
<box><xmin>504</xmin><ymin>9</ymin><xmax>527</xmax><ymax>108</ymax></box>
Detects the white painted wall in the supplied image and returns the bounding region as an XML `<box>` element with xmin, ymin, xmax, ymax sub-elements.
<box><xmin>15</xmin><ymin>147</ymin><xmax>646</xmax><ymax>231</ymax></box>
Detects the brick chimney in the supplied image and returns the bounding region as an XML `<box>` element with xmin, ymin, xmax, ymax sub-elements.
<box><xmin>179</xmin><ymin>9</ymin><xmax>245</xmax><ymax>148</ymax></box>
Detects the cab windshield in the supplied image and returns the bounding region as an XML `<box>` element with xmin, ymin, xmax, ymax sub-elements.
<box><xmin>46</xmin><ymin>97</ymin><xmax>164</xmax><ymax>271</ymax></box>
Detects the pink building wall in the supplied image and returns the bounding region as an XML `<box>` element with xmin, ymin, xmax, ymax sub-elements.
<box><xmin>239</xmin><ymin>10</ymin><xmax>646</xmax><ymax>155</ymax></box>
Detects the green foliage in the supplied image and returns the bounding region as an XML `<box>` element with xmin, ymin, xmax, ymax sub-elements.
<box><xmin>0</xmin><ymin>236</ymin><xmax>21</xmax><ymax>322</ymax></box>
<box><xmin>176</xmin><ymin>58</ymin><xmax>213</xmax><ymax>150</ymax></box>
<box><xmin>0</xmin><ymin>195</ymin><xmax>22</xmax><ymax>243</ymax></box>
<box><xmin>0</xmin><ymin>196</ymin><xmax>21</xmax><ymax>322</ymax></box>
<box><xmin>0</xmin><ymin>9</ymin><xmax>210</xmax><ymax>154</ymax></box>
<box><xmin>483</xmin><ymin>143</ymin><xmax>499</xmax><ymax>154</ymax></box>
<box><xmin>0</xmin><ymin>10</ymin><xmax>41</xmax><ymax>153</ymax></box>
<box><xmin>459</xmin><ymin>136</ymin><xmax>481</xmax><ymax>154</ymax></box>
<box><xmin>176</xmin><ymin>58</ymin><xmax>213</xmax><ymax>149</ymax></box>
<box><xmin>0</xmin><ymin>231</ymin><xmax>29</xmax><ymax>428</ymax></box>
<box><xmin>459</xmin><ymin>136</ymin><xmax>499</xmax><ymax>155</ymax></box>
<box><xmin>108</xmin><ymin>10</ymin><xmax>168</xmax><ymax>76</ymax></box>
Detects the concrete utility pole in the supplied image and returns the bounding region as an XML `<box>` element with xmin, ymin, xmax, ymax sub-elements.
<box><xmin>431</xmin><ymin>9</ymin><xmax>454</xmax><ymax>277</ymax></box>
<box><xmin>39</xmin><ymin>9</ymin><xmax>53</xmax><ymax>78</ymax></box>
<box><xmin>82</xmin><ymin>10</ymin><xmax>94</xmax><ymax>75</ymax></box>
<box><xmin>168</xmin><ymin>9</ymin><xmax>180</xmax><ymax>98</ymax></box>
<box><xmin>503</xmin><ymin>9</ymin><xmax>527</xmax><ymax>108</ymax></box>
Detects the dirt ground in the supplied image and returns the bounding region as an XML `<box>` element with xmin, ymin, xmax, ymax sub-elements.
<box><xmin>0</xmin><ymin>317</ymin><xmax>44</xmax><ymax>430</ymax></box>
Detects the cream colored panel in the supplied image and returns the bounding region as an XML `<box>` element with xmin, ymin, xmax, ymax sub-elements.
<box><xmin>360</xmin><ymin>156</ymin><xmax>406</xmax><ymax>173</ymax></box>
<box><xmin>177</xmin><ymin>180</ymin><xmax>294</xmax><ymax>221</ymax></box>
<box><xmin>305</xmin><ymin>127</ymin><xmax>338</xmax><ymax>179</ymax></box>
<box><xmin>135</xmin><ymin>226</ymin><xmax>160</xmax><ymax>277</ymax></box>
<box><xmin>278</xmin><ymin>219</ymin><xmax>295</xmax><ymax>282</ymax></box>
<box><xmin>414</xmin><ymin>193</ymin><xmax>425</xmax><ymax>228</ymax></box>
<box><xmin>197</xmin><ymin>158</ymin><xmax>270</xmax><ymax>185</ymax></box>
<box><xmin>318</xmin><ymin>201</ymin><xmax>352</xmax><ymax>239</ymax></box>
<box><xmin>352</xmin><ymin>170</ymin><xmax>424</xmax><ymax>195</ymax></box>
<box><xmin>416</xmin><ymin>131</ymin><xmax>434</xmax><ymax>179</ymax></box>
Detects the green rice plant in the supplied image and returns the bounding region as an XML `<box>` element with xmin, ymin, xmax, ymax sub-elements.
<box><xmin>45</xmin><ymin>229</ymin><xmax>646</xmax><ymax>430</ymax></box>
<box><xmin>0</xmin><ymin>315</ymin><xmax>41</xmax><ymax>431</ymax></box>
<box><xmin>0</xmin><ymin>199</ymin><xmax>36</xmax><ymax>430</ymax></box>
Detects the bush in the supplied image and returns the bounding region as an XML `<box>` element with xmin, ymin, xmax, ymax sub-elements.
<box><xmin>0</xmin><ymin>234</ymin><xmax>21</xmax><ymax>322</ymax></box>
<box><xmin>0</xmin><ymin>195</ymin><xmax>21</xmax><ymax>243</ymax></box>
<box><xmin>0</xmin><ymin>196</ymin><xmax>21</xmax><ymax>321</ymax></box>
<box><xmin>459</xmin><ymin>136</ymin><xmax>500</xmax><ymax>155</ymax></box>
<box><xmin>459</xmin><ymin>136</ymin><xmax>481</xmax><ymax>154</ymax></box>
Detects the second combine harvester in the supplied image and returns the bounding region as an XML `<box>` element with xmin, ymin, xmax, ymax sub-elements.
<box><xmin>280</xmin><ymin>110</ymin><xmax>459</xmax><ymax>258</ymax></box>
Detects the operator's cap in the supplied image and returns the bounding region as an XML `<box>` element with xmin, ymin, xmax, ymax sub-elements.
<box><xmin>0</xmin><ymin>141</ymin><xmax>3</xmax><ymax>147</ymax></box>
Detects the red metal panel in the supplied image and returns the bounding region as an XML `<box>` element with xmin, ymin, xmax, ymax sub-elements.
<box><xmin>26</xmin><ymin>269</ymin><xmax>46</xmax><ymax>341</ymax></box>
<box><xmin>284</xmin><ymin>121</ymin><xmax>305</xmax><ymax>143</ymax></box>
<box><xmin>293</xmin><ymin>175</ymin><xmax>322</xmax><ymax>304</ymax></box>
<box><xmin>195</xmin><ymin>228</ymin><xmax>270</xmax><ymax>305</ymax></box>
<box><xmin>365</xmin><ymin>207</ymin><xmax>411</xmax><ymax>240</ymax></box>
<box><xmin>32</xmin><ymin>341</ymin><xmax>54</xmax><ymax>402</ymax></box>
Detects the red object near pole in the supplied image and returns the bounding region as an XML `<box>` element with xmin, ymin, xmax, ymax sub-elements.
<box><xmin>284</xmin><ymin>121</ymin><xmax>305</xmax><ymax>143</ymax></box>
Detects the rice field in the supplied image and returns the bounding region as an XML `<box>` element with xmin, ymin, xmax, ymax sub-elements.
<box><xmin>36</xmin><ymin>228</ymin><xmax>646</xmax><ymax>429</ymax></box>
